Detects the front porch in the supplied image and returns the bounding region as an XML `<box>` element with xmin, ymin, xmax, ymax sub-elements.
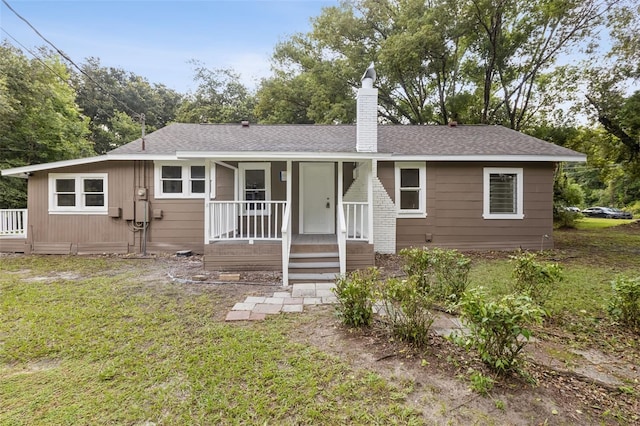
<box><xmin>200</xmin><ymin>159</ymin><xmax>378</xmax><ymax>286</ymax></box>
<box><xmin>203</xmin><ymin>228</ymin><xmax>375</xmax><ymax>286</ymax></box>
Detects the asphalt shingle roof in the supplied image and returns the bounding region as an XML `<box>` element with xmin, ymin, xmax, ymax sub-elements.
<box><xmin>107</xmin><ymin>123</ymin><xmax>584</xmax><ymax>158</ymax></box>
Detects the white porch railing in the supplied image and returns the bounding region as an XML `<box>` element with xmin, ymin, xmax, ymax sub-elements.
<box><xmin>0</xmin><ymin>209</ymin><xmax>28</xmax><ymax>238</ymax></box>
<box><xmin>343</xmin><ymin>202</ymin><xmax>369</xmax><ymax>240</ymax></box>
<box><xmin>208</xmin><ymin>201</ymin><xmax>287</xmax><ymax>241</ymax></box>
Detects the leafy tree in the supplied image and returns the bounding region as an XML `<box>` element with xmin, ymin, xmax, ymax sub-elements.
<box><xmin>256</xmin><ymin>0</ymin><xmax>608</xmax><ymax>128</ymax></box>
<box><xmin>176</xmin><ymin>63</ymin><xmax>256</xmax><ymax>123</ymax></box>
<box><xmin>578</xmin><ymin>1</ymin><xmax>639</xmax><ymax>192</ymax></box>
<box><xmin>74</xmin><ymin>58</ymin><xmax>182</xmax><ymax>154</ymax></box>
<box><xmin>0</xmin><ymin>43</ymin><xmax>93</xmax><ymax>208</ymax></box>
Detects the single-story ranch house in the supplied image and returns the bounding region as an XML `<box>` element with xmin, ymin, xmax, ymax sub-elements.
<box><xmin>1</xmin><ymin>70</ymin><xmax>586</xmax><ymax>285</ymax></box>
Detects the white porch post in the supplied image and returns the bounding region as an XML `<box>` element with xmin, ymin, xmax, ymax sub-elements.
<box><xmin>204</xmin><ymin>160</ymin><xmax>212</xmax><ymax>244</ymax></box>
<box><xmin>286</xmin><ymin>160</ymin><xmax>292</xmax><ymax>211</ymax></box>
<box><xmin>337</xmin><ymin>161</ymin><xmax>346</xmax><ymax>276</ymax></box>
<box><xmin>368</xmin><ymin>160</ymin><xmax>375</xmax><ymax>244</ymax></box>
<box><xmin>281</xmin><ymin>160</ymin><xmax>292</xmax><ymax>286</ymax></box>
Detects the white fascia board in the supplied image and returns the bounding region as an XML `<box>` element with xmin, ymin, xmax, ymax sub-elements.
<box><xmin>385</xmin><ymin>154</ymin><xmax>587</xmax><ymax>162</ymax></box>
<box><xmin>176</xmin><ymin>151</ymin><xmax>586</xmax><ymax>163</ymax></box>
<box><xmin>176</xmin><ymin>151</ymin><xmax>386</xmax><ymax>161</ymax></box>
<box><xmin>1</xmin><ymin>154</ymin><xmax>180</xmax><ymax>178</ymax></box>
<box><xmin>106</xmin><ymin>154</ymin><xmax>178</xmax><ymax>161</ymax></box>
<box><xmin>1</xmin><ymin>155</ymin><xmax>111</xmax><ymax>177</ymax></box>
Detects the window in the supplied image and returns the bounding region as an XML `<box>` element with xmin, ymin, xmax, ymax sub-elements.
<box><xmin>190</xmin><ymin>165</ymin><xmax>206</xmax><ymax>194</ymax></box>
<box><xmin>483</xmin><ymin>167</ymin><xmax>524</xmax><ymax>219</ymax></box>
<box><xmin>154</xmin><ymin>161</ymin><xmax>207</xmax><ymax>198</ymax></box>
<box><xmin>395</xmin><ymin>162</ymin><xmax>426</xmax><ymax>217</ymax></box>
<box><xmin>49</xmin><ymin>173</ymin><xmax>108</xmax><ymax>214</ymax></box>
<box><xmin>239</xmin><ymin>163</ymin><xmax>271</xmax><ymax>214</ymax></box>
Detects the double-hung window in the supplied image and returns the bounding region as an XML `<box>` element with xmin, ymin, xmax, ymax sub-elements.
<box><xmin>483</xmin><ymin>167</ymin><xmax>524</xmax><ymax>219</ymax></box>
<box><xmin>49</xmin><ymin>173</ymin><xmax>108</xmax><ymax>214</ymax></box>
<box><xmin>239</xmin><ymin>163</ymin><xmax>271</xmax><ymax>215</ymax></box>
<box><xmin>155</xmin><ymin>162</ymin><xmax>207</xmax><ymax>198</ymax></box>
<box><xmin>395</xmin><ymin>162</ymin><xmax>426</xmax><ymax>217</ymax></box>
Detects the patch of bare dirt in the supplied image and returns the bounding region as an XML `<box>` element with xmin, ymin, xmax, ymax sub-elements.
<box><xmin>151</xmin><ymin>253</ymin><xmax>639</xmax><ymax>424</ymax></box>
<box><xmin>289</xmin><ymin>308</ymin><xmax>639</xmax><ymax>425</ymax></box>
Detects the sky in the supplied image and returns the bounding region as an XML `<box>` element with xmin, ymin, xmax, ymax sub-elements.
<box><xmin>0</xmin><ymin>0</ymin><xmax>339</xmax><ymax>93</ymax></box>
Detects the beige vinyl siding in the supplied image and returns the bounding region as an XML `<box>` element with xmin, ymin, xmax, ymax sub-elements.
<box><xmin>204</xmin><ymin>242</ymin><xmax>282</xmax><ymax>271</ymax></box>
<box><xmin>138</xmin><ymin>161</ymin><xmax>204</xmax><ymax>253</ymax></box>
<box><xmin>346</xmin><ymin>241</ymin><xmax>375</xmax><ymax>271</ymax></box>
<box><xmin>215</xmin><ymin>163</ymin><xmax>235</xmax><ymax>201</ymax></box>
<box><xmin>379</xmin><ymin>162</ymin><xmax>555</xmax><ymax>251</ymax></box>
<box><xmin>26</xmin><ymin>161</ymin><xmax>135</xmax><ymax>254</ymax></box>
<box><xmin>0</xmin><ymin>239</ymin><xmax>30</xmax><ymax>253</ymax></box>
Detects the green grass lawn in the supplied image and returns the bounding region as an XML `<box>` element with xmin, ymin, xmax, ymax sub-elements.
<box><xmin>1</xmin><ymin>220</ymin><xmax>638</xmax><ymax>424</ymax></box>
<box><xmin>470</xmin><ymin>218</ymin><xmax>640</xmax><ymax>331</ymax></box>
<box><xmin>0</xmin><ymin>257</ymin><xmax>420</xmax><ymax>425</ymax></box>
<box><xmin>574</xmin><ymin>217</ymin><xmax>636</xmax><ymax>230</ymax></box>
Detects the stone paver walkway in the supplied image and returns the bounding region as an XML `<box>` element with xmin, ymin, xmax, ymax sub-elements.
<box><xmin>225</xmin><ymin>283</ymin><xmax>338</xmax><ymax>321</ymax></box>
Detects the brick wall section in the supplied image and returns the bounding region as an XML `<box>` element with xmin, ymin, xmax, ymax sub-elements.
<box><xmin>372</xmin><ymin>177</ymin><xmax>396</xmax><ymax>254</ymax></box>
<box><xmin>356</xmin><ymin>87</ymin><xmax>378</xmax><ymax>152</ymax></box>
<box><xmin>343</xmin><ymin>163</ymin><xmax>397</xmax><ymax>254</ymax></box>
<box><xmin>343</xmin><ymin>166</ymin><xmax>367</xmax><ymax>202</ymax></box>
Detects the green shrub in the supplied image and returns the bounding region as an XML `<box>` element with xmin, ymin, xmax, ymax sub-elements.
<box><xmin>554</xmin><ymin>208</ymin><xmax>581</xmax><ymax>228</ymax></box>
<box><xmin>608</xmin><ymin>275</ymin><xmax>640</xmax><ymax>330</ymax></box>
<box><xmin>399</xmin><ymin>247</ymin><xmax>471</xmax><ymax>304</ymax></box>
<box><xmin>333</xmin><ymin>268</ymin><xmax>378</xmax><ymax>327</ymax></box>
<box><xmin>454</xmin><ymin>287</ymin><xmax>545</xmax><ymax>373</ymax></box>
<box><xmin>380</xmin><ymin>275</ymin><xmax>434</xmax><ymax>346</ymax></box>
<box><xmin>379</xmin><ymin>276</ymin><xmax>435</xmax><ymax>347</ymax></box>
<box><xmin>468</xmin><ymin>370</ymin><xmax>495</xmax><ymax>396</ymax></box>
<box><xmin>510</xmin><ymin>250</ymin><xmax>563</xmax><ymax>307</ymax></box>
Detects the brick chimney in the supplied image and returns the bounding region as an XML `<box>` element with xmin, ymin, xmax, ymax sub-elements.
<box><xmin>356</xmin><ymin>62</ymin><xmax>378</xmax><ymax>153</ymax></box>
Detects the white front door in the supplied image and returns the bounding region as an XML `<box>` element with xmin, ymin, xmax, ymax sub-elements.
<box><xmin>300</xmin><ymin>162</ymin><xmax>335</xmax><ymax>234</ymax></box>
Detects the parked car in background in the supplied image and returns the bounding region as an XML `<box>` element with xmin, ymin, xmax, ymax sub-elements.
<box><xmin>608</xmin><ymin>207</ymin><xmax>633</xmax><ymax>219</ymax></box>
<box><xmin>581</xmin><ymin>206</ymin><xmax>633</xmax><ymax>219</ymax></box>
<box><xmin>564</xmin><ymin>206</ymin><xmax>582</xmax><ymax>213</ymax></box>
<box><xmin>582</xmin><ymin>207</ymin><xmax>615</xmax><ymax>218</ymax></box>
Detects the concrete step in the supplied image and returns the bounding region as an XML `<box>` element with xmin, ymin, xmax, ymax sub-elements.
<box><xmin>289</xmin><ymin>272</ymin><xmax>339</xmax><ymax>283</ymax></box>
<box><xmin>289</xmin><ymin>252</ymin><xmax>339</xmax><ymax>259</ymax></box>
<box><xmin>288</xmin><ymin>262</ymin><xmax>340</xmax><ymax>269</ymax></box>
<box><xmin>290</xmin><ymin>244</ymin><xmax>338</xmax><ymax>254</ymax></box>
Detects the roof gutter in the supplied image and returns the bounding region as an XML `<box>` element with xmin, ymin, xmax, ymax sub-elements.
<box><xmin>1</xmin><ymin>151</ymin><xmax>586</xmax><ymax>178</ymax></box>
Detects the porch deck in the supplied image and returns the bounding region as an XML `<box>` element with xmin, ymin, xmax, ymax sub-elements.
<box><xmin>291</xmin><ymin>234</ymin><xmax>338</xmax><ymax>245</ymax></box>
<box><xmin>203</xmin><ymin>234</ymin><xmax>374</xmax><ymax>277</ymax></box>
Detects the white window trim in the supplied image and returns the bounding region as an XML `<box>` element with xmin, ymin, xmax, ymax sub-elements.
<box><xmin>395</xmin><ymin>162</ymin><xmax>427</xmax><ymax>218</ymax></box>
<box><xmin>239</xmin><ymin>162</ymin><xmax>271</xmax><ymax>216</ymax></box>
<box><xmin>154</xmin><ymin>161</ymin><xmax>208</xmax><ymax>199</ymax></box>
<box><xmin>48</xmin><ymin>173</ymin><xmax>108</xmax><ymax>215</ymax></box>
<box><xmin>483</xmin><ymin>167</ymin><xmax>524</xmax><ymax>220</ymax></box>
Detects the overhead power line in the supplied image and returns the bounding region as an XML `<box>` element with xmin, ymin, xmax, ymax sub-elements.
<box><xmin>1</xmin><ymin>0</ymin><xmax>141</xmax><ymax>120</ymax></box>
<box><xmin>1</xmin><ymin>28</ymin><xmax>73</xmax><ymax>87</ymax></box>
